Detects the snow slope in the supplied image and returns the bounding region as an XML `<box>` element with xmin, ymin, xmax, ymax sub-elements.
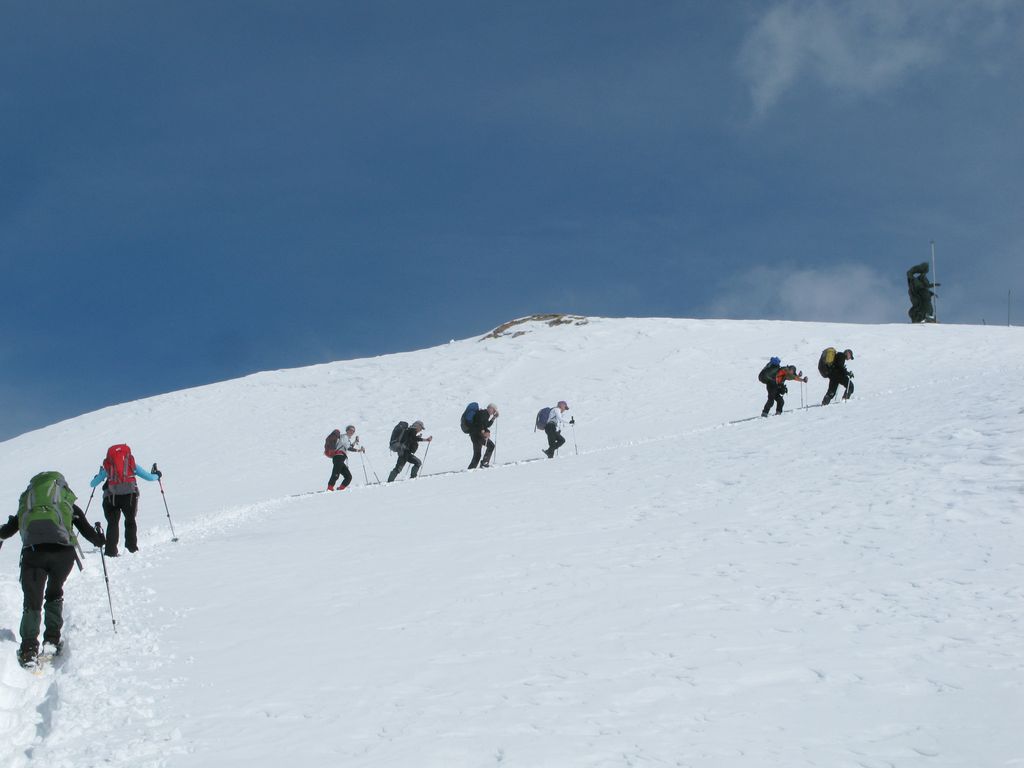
<box><xmin>1</xmin><ymin>316</ymin><xmax>1022</xmax><ymax>767</ymax></box>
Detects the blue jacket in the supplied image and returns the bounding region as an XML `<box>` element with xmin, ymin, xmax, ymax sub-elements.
<box><xmin>90</xmin><ymin>463</ymin><xmax>158</xmax><ymax>488</ymax></box>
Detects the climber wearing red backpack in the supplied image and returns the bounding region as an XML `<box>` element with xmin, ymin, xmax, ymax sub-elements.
<box><xmin>324</xmin><ymin>425</ymin><xmax>365</xmax><ymax>491</ymax></box>
<box><xmin>89</xmin><ymin>444</ymin><xmax>160</xmax><ymax>557</ymax></box>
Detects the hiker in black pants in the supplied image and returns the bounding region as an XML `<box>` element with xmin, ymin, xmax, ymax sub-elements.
<box><xmin>543</xmin><ymin>401</ymin><xmax>570</xmax><ymax>457</ymax></box>
<box><xmin>821</xmin><ymin>348</ymin><xmax>855</xmax><ymax>405</ymax></box>
<box><xmin>468</xmin><ymin>403</ymin><xmax>498</xmax><ymax>469</ymax></box>
<box><xmin>326</xmin><ymin>425</ymin><xmax>364</xmax><ymax>491</ymax></box>
<box><xmin>758</xmin><ymin>358</ymin><xmax>807</xmax><ymax>417</ymax></box>
<box><xmin>89</xmin><ymin>445</ymin><xmax>159</xmax><ymax>557</ymax></box>
<box><xmin>387</xmin><ymin>421</ymin><xmax>432</xmax><ymax>482</ymax></box>
<box><xmin>0</xmin><ymin>472</ymin><xmax>106</xmax><ymax>667</ymax></box>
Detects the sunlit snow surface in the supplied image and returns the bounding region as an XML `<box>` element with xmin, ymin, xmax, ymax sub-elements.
<box><xmin>2</xmin><ymin>317</ymin><xmax>1022</xmax><ymax>767</ymax></box>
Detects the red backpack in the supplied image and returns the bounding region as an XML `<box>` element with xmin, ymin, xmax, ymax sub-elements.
<box><xmin>324</xmin><ymin>429</ymin><xmax>341</xmax><ymax>457</ymax></box>
<box><xmin>103</xmin><ymin>444</ymin><xmax>137</xmax><ymax>485</ymax></box>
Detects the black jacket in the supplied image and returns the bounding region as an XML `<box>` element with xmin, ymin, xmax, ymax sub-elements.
<box><xmin>470</xmin><ymin>409</ymin><xmax>494</xmax><ymax>437</ymax></box>
<box><xmin>829</xmin><ymin>356</ymin><xmax>849</xmax><ymax>376</ymax></box>
<box><xmin>0</xmin><ymin>504</ymin><xmax>105</xmax><ymax>549</ymax></box>
<box><xmin>398</xmin><ymin>429</ymin><xmax>425</xmax><ymax>455</ymax></box>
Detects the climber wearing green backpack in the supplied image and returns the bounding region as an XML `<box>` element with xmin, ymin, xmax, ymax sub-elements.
<box><xmin>0</xmin><ymin>471</ymin><xmax>106</xmax><ymax>668</ymax></box>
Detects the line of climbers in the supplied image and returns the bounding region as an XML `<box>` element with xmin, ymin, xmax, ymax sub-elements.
<box><xmin>1</xmin><ymin>443</ymin><xmax>162</xmax><ymax>667</ymax></box>
<box><xmin>757</xmin><ymin>345</ymin><xmax>854</xmax><ymax>417</ymax></box>
<box><xmin>322</xmin><ymin>400</ymin><xmax>575</xmax><ymax>490</ymax></box>
<box><xmin>5</xmin><ymin>349</ymin><xmax>858</xmax><ymax>669</ymax></box>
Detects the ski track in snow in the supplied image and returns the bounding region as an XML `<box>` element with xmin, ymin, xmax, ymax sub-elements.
<box><xmin>1</xmin><ymin>317</ymin><xmax>1023</xmax><ymax>767</ymax></box>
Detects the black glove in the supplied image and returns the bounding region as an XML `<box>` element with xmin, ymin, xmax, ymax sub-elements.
<box><xmin>93</xmin><ymin>522</ymin><xmax>106</xmax><ymax>547</ymax></box>
<box><xmin>569</xmin><ymin>417</ymin><xmax>575</xmax><ymax>425</ymax></box>
<box><xmin>847</xmin><ymin>371</ymin><xmax>854</xmax><ymax>379</ymax></box>
<box><xmin>151</xmin><ymin>463</ymin><xmax>162</xmax><ymax>479</ymax></box>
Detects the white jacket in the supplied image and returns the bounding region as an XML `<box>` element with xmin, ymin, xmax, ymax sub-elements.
<box><xmin>546</xmin><ymin>407</ymin><xmax>566</xmax><ymax>429</ymax></box>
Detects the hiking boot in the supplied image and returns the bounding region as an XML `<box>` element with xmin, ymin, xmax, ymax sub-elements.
<box><xmin>42</xmin><ymin>639</ymin><xmax>64</xmax><ymax>657</ymax></box>
<box><xmin>775</xmin><ymin>409</ymin><xmax>783</xmax><ymax>415</ymax></box>
<box><xmin>336</xmin><ymin>485</ymin><xmax>348</xmax><ymax>491</ymax></box>
<box><xmin>105</xmin><ymin>550</ymin><xmax>120</xmax><ymax>557</ymax></box>
<box><xmin>17</xmin><ymin>645</ymin><xmax>38</xmax><ymax>668</ymax></box>
<box><xmin>126</xmin><ymin>544</ymin><xmax>138</xmax><ymax>553</ymax></box>
<box><xmin>543</xmin><ymin>448</ymin><xmax>554</xmax><ymax>458</ymax></box>
<box><xmin>327</xmin><ymin>485</ymin><xmax>335</xmax><ymax>491</ymax></box>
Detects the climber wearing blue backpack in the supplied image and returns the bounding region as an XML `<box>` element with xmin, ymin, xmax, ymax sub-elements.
<box><xmin>538</xmin><ymin>401</ymin><xmax>570</xmax><ymax>458</ymax></box>
<box><xmin>462</xmin><ymin>402</ymin><xmax>498</xmax><ymax>469</ymax></box>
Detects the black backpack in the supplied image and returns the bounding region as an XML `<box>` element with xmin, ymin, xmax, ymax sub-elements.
<box><xmin>758</xmin><ymin>363</ymin><xmax>780</xmax><ymax>385</ymax></box>
<box><xmin>389</xmin><ymin>421</ymin><xmax>408</xmax><ymax>452</ymax></box>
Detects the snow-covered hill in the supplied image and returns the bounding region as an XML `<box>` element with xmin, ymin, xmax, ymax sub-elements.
<box><xmin>1</xmin><ymin>316</ymin><xmax>1022</xmax><ymax>767</ymax></box>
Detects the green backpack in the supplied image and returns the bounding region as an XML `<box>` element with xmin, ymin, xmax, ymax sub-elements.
<box><xmin>18</xmin><ymin>471</ymin><xmax>77</xmax><ymax>548</ymax></box>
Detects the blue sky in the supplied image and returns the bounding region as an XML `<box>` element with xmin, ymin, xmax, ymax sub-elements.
<box><xmin>2</xmin><ymin>1</ymin><xmax>1022</xmax><ymax>440</ymax></box>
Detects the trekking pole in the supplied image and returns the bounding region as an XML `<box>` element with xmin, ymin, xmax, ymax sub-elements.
<box><xmin>363</xmin><ymin>452</ymin><xmax>382</xmax><ymax>485</ymax></box>
<box><xmin>359</xmin><ymin>452</ymin><xmax>370</xmax><ymax>485</ymax></box>
<box><xmin>570</xmin><ymin>417</ymin><xmax>578</xmax><ymax>455</ymax></box>
<box><xmin>95</xmin><ymin>523</ymin><xmax>117</xmax><ymax>633</ymax></box>
<box><xmin>491</xmin><ymin>421</ymin><xmax>498</xmax><ymax>465</ymax></box>
<box><xmin>73</xmin><ymin>485</ymin><xmax>97</xmax><ymax>562</ymax></box>
<box><xmin>152</xmin><ymin>464</ymin><xmax>179</xmax><ymax>542</ymax></box>
<box><xmin>421</xmin><ymin>440</ymin><xmax>431</xmax><ymax>471</ymax></box>
<box><xmin>83</xmin><ymin>485</ymin><xmax>96</xmax><ymax>516</ymax></box>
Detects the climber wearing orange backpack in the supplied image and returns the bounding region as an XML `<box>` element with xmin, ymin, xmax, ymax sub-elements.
<box><xmin>89</xmin><ymin>444</ymin><xmax>160</xmax><ymax>557</ymax></box>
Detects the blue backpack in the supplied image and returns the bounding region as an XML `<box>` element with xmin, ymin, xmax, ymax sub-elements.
<box><xmin>460</xmin><ymin>402</ymin><xmax>479</xmax><ymax>434</ymax></box>
<box><xmin>535</xmin><ymin>407</ymin><xmax>552</xmax><ymax>431</ymax></box>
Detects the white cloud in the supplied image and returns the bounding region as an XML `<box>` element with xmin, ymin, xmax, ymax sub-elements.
<box><xmin>737</xmin><ymin>0</ymin><xmax>1017</xmax><ymax>116</ymax></box>
<box><xmin>703</xmin><ymin>263</ymin><xmax>906</xmax><ymax>323</ymax></box>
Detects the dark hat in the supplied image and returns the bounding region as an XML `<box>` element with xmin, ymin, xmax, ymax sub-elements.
<box><xmin>844</xmin><ymin>349</ymin><xmax>854</xmax><ymax>360</ymax></box>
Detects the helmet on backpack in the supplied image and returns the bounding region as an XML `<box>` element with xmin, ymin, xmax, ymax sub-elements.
<box><xmin>769</xmin><ymin>356</ymin><xmax>781</xmax><ymax>366</ymax></box>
